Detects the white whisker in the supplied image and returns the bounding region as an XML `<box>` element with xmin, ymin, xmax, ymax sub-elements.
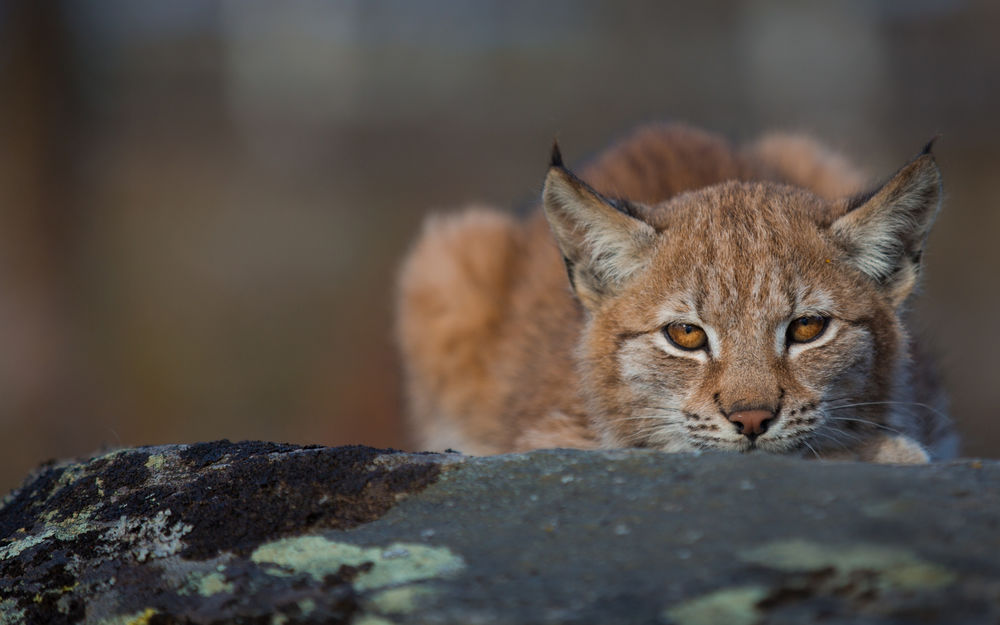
<box><xmin>616</xmin><ymin>424</ymin><xmax>664</xmax><ymax>445</ymax></box>
<box><xmin>824</xmin><ymin>416</ymin><xmax>904</xmax><ymax>436</ymax></box>
<box><xmin>800</xmin><ymin>438</ymin><xmax>822</xmax><ymax>460</ymax></box>
<box><xmin>604</xmin><ymin>415</ymin><xmax>669</xmax><ymax>425</ymax></box>
<box><xmin>825</xmin><ymin>400</ymin><xmax>947</xmax><ymax>421</ymax></box>
<box><xmin>809</xmin><ymin>428</ymin><xmax>857</xmax><ymax>450</ymax></box>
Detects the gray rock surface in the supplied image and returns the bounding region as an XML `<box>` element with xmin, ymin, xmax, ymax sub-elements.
<box><xmin>1</xmin><ymin>441</ymin><xmax>998</xmax><ymax>624</ymax></box>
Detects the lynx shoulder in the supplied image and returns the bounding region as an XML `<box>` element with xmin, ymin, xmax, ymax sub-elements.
<box><xmin>396</xmin><ymin>124</ymin><xmax>958</xmax><ymax>463</ymax></box>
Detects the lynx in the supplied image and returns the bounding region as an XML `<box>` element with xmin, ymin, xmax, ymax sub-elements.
<box><xmin>397</xmin><ymin>124</ymin><xmax>958</xmax><ymax>463</ymax></box>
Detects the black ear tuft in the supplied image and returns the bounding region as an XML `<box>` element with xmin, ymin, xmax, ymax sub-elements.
<box><xmin>921</xmin><ymin>135</ymin><xmax>941</xmax><ymax>156</ymax></box>
<box><xmin>550</xmin><ymin>140</ymin><xmax>564</xmax><ymax>168</ymax></box>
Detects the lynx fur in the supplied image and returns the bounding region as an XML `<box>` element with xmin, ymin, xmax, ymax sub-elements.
<box><xmin>397</xmin><ymin>124</ymin><xmax>958</xmax><ymax>463</ymax></box>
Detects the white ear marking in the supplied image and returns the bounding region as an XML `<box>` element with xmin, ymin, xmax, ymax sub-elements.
<box><xmin>542</xmin><ymin>165</ymin><xmax>656</xmax><ymax>308</ymax></box>
<box><xmin>830</xmin><ymin>152</ymin><xmax>941</xmax><ymax>306</ymax></box>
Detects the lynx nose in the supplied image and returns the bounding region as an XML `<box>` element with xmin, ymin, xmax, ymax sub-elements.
<box><xmin>728</xmin><ymin>410</ymin><xmax>774</xmax><ymax>439</ymax></box>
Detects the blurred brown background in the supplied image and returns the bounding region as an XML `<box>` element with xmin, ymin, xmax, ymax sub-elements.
<box><xmin>2</xmin><ymin>1</ymin><xmax>999</xmax><ymax>494</ymax></box>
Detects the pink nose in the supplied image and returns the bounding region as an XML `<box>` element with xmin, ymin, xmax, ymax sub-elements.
<box><xmin>728</xmin><ymin>410</ymin><xmax>774</xmax><ymax>438</ymax></box>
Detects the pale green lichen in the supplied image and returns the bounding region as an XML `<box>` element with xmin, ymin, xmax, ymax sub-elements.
<box><xmin>0</xmin><ymin>599</ymin><xmax>26</xmax><ymax>623</ymax></box>
<box><xmin>55</xmin><ymin>463</ymin><xmax>87</xmax><ymax>487</ymax></box>
<box><xmin>200</xmin><ymin>572</ymin><xmax>231</xmax><ymax>595</ymax></box>
<box><xmin>180</xmin><ymin>571</ymin><xmax>234</xmax><ymax>596</ymax></box>
<box><xmin>664</xmin><ymin>586</ymin><xmax>768</xmax><ymax>625</ymax></box>
<box><xmin>740</xmin><ymin>539</ymin><xmax>956</xmax><ymax>590</ymax></box>
<box><xmin>667</xmin><ymin>540</ymin><xmax>956</xmax><ymax>624</ymax></box>
<box><xmin>353</xmin><ymin>616</ymin><xmax>397</xmax><ymax>625</ymax></box>
<box><xmin>51</xmin><ymin>508</ymin><xmax>98</xmax><ymax>542</ymax></box>
<box><xmin>103</xmin><ymin>509</ymin><xmax>192</xmax><ymax>562</ymax></box>
<box><xmin>145</xmin><ymin>454</ymin><xmax>167</xmax><ymax>472</ymax></box>
<box><xmin>0</xmin><ymin>510</ymin><xmax>96</xmax><ymax>564</ymax></box>
<box><xmin>251</xmin><ymin>536</ymin><xmax>464</xmax><ymax>592</ymax></box>
<box><xmin>0</xmin><ymin>528</ymin><xmax>53</xmax><ymax>561</ymax></box>
<box><xmin>298</xmin><ymin>599</ymin><xmax>316</xmax><ymax>615</ymax></box>
<box><xmin>367</xmin><ymin>584</ymin><xmax>437</xmax><ymax>615</ymax></box>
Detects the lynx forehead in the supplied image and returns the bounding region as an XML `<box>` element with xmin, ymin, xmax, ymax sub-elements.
<box><xmin>397</xmin><ymin>123</ymin><xmax>957</xmax><ymax>463</ymax></box>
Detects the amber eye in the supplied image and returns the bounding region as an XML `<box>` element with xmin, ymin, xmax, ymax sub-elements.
<box><xmin>787</xmin><ymin>316</ymin><xmax>829</xmax><ymax>344</ymax></box>
<box><xmin>665</xmin><ymin>322</ymin><xmax>708</xmax><ymax>351</ymax></box>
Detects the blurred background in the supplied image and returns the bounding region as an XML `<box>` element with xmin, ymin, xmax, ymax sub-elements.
<box><xmin>1</xmin><ymin>0</ymin><xmax>998</xmax><ymax>493</ymax></box>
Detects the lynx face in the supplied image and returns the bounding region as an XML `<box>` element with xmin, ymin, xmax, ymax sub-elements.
<box><xmin>543</xmin><ymin>145</ymin><xmax>941</xmax><ymax>457</ymax></box>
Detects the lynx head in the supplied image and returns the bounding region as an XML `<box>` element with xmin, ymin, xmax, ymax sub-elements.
<box><xmin>542</xmin><ymin>142</ymin><xmax>942</xmax><ymax>456</ymax></box>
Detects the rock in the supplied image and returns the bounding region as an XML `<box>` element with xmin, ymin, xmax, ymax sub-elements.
<box><xmin>1</xmin><ymin>441</ymin><xmax>998</xmax><ymax>624</ymax></box>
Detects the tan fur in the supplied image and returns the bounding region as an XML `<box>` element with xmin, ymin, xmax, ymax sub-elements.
<box><xmin>397</xmin><ymin>124</ymin><xmax>957</xmax><ymax>463</ymax></box>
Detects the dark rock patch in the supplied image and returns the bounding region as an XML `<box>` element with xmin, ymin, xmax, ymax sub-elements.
<box><xmin>0</xmin><ymin>463</ymin><xmax>69</xmax><ymax>539</ymax></box>
<box><xmin>178</xmin><ymin>440</ymin><xmax>310</xmax><ymax>469</ymax></box>
<box><xmin>0</xmin><ymin>441</ymin><xmax>443</xmax><ymax>624</ymax></box>
<box><xmin>172</xmin><ymin>443</ymin><xmax>439</xmax><ymax>559</ymax></box>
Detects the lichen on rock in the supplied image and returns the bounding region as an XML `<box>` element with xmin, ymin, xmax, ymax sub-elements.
<box><xmin>2</xmin><ymin>444</ymin><xmax>999</xmax><ymax>624</ymax></box>
<box><xmin>0</xmin><ymin>441</ymin><xmax>443</xmax><ymax>624</ymax></box>
<box><xmin>251</xmin><ymin>535</ymin><xmax>465</xmax><ymax>591</ymax></box>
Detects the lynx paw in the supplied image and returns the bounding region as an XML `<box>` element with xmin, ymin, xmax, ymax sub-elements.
<box><xmin>861</xmin><ymin>434</ymin><xmax>931</xmax><ymax>464</ymax></box>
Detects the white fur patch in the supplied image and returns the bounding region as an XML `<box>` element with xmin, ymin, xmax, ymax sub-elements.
<box><xmin>543</xmin><ymin>172</ymin><xmax>656</xmax><ymax>289</ymax></box>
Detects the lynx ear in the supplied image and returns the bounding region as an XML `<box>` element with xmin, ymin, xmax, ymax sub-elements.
<box><xmin>543</xmin><ymin>144</ymin><xmax>656</xmax><ymax>309</ymax></box>
<box><xmin>830</xmin><ymin>145</ymin><xmax>942</xmax><ymax>307</ymax></box>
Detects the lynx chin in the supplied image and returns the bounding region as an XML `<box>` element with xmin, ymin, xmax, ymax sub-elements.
<box><xmin>396</xmin><ymin>123</ymin><xmax>958</xmax><ymax>463</ymax></box>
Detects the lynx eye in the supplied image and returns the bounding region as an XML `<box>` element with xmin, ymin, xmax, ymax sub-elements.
<box><xmin>665</xmin><ymin>322</ymin><xmax>708</xmax><ymax>351</ymax></box>
<box><xmin>787</xmin><ymin>315</ymin><xmax>828</xmax><ymax>344</ymax></box>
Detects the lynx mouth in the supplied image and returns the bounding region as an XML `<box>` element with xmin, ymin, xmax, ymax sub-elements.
<box><xmin>740</xmin><ymin>440</ymin><xmax>770</xmax><ymax>455</ymax></box>
<box><xmin>739</xmin><ymin>436</ymin><xmax>805</xmax><ymax>456</ymax></box>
